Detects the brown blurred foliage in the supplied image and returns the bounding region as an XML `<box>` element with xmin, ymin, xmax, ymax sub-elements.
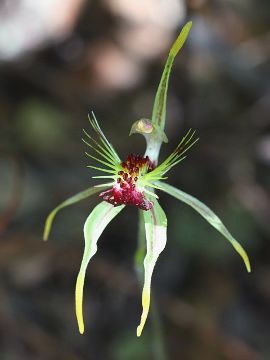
<box><xmin>0</xmin><ymin>0</ymin><xmax>269</xmax><ymax>359</ymax></box>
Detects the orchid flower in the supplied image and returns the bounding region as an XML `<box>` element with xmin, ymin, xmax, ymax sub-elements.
<box><xmin>43</xmin><ymin>21</ymin><xmax>250</xmax><ymax>338</ymax></box>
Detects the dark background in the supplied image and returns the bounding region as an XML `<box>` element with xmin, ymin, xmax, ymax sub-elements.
<box><xmin>0</xmin><ymin>0</ymin><xmax>269</xmax><ymax>359</ymax></box>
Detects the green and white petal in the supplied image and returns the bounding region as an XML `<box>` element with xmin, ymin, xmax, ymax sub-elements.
<box><xmin>157</xmin><ymin>181</ymin><xmax>251</xmax><ymax>272</ymax></box>
<box><xmin>137</xmin><ymin>198</ymin><xmax>167</xmax><ymax>337</ymax></box>
<box><xmin>76</xmin><ymin>201</ymin><xmax>125</xmax><ymax>334</ymax></box>
<box><xmin>43</xmin><ymin>184</ymin><xmax>110</xmax><ymax>241</ymax></box>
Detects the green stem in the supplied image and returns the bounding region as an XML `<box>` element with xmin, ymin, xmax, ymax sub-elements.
<box><xmin>135</xmin><ymin>211</ymin><xmax>167</xmax><ymax>360</ymax></box>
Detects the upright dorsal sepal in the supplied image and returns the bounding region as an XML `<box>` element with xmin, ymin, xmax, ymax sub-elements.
<box><xmin>151</xmin><ymin>21</ymin><xmax>192</xmax><ymax>132</ymax></box>
<box><xmin>129</xmin><ymin>22</ymin><xmax>193</xmax><ymax>164</ymax></box>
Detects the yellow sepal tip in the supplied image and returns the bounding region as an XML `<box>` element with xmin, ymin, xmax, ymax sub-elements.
<box><xmin>75</xmin><ymin>272</ymin><xmax>85</xmax><ymax>335</ymax></box>
<box><xmin>78</xmin><ymin>323</ymin><xmax>85</xmax><ymax>335</ymax></box>
<box><xmin>233</xmin><ymin>241</ymin><xmax>251</xmax><ymax>273</ymax></box>
<box><xmin>137</xmin><ymin>287</ymin><xmax>150</xmax><ymax>337</ymax></box>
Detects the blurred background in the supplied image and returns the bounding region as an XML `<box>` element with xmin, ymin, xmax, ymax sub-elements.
<box><xmin>0</xmin><ymin>0</ymin><xmax>269</xmax><ymax>359</ymax></box>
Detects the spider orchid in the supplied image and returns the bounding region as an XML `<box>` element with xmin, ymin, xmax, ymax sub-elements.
<box><xmin>43</xmin><ymin>22</ymin><xmax>250</xmax><ymax>338</ymax></box>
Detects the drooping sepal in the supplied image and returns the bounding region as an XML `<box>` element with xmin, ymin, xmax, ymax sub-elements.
<box><xmin>75</xmin><ymin>201</ymin><xmax>125</xmax><ymax>334</ymax></box>
<box><xmin>157</xmin><ymin>181</ymin><xmax>251</xmax><ymax>272</ymax></box>
<box><xmin>137</xmin><ymin>198</ymin><xmax>167</xmax><ymax>337</ymax></box>
<box><xmin>43</xmin><ymin>184</ymin><xmax>110</xmax><ymax>241</ymax></box>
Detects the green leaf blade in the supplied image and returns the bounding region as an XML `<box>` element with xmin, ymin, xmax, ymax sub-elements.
<box><xmin>157</xmin><ymin>181</ymin><xmax>251</xmax><ymax>273</ymax></box>
<box><xmin>76</xmin><ymin>201</ymin><xmax>125</xmax><ymax>334</ymax></box>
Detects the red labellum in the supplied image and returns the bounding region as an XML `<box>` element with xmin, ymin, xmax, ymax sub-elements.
<box><xmin>100</xmin><ymin>154</ymin><xmax>154</xmax><ymax>210</ymax></box>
